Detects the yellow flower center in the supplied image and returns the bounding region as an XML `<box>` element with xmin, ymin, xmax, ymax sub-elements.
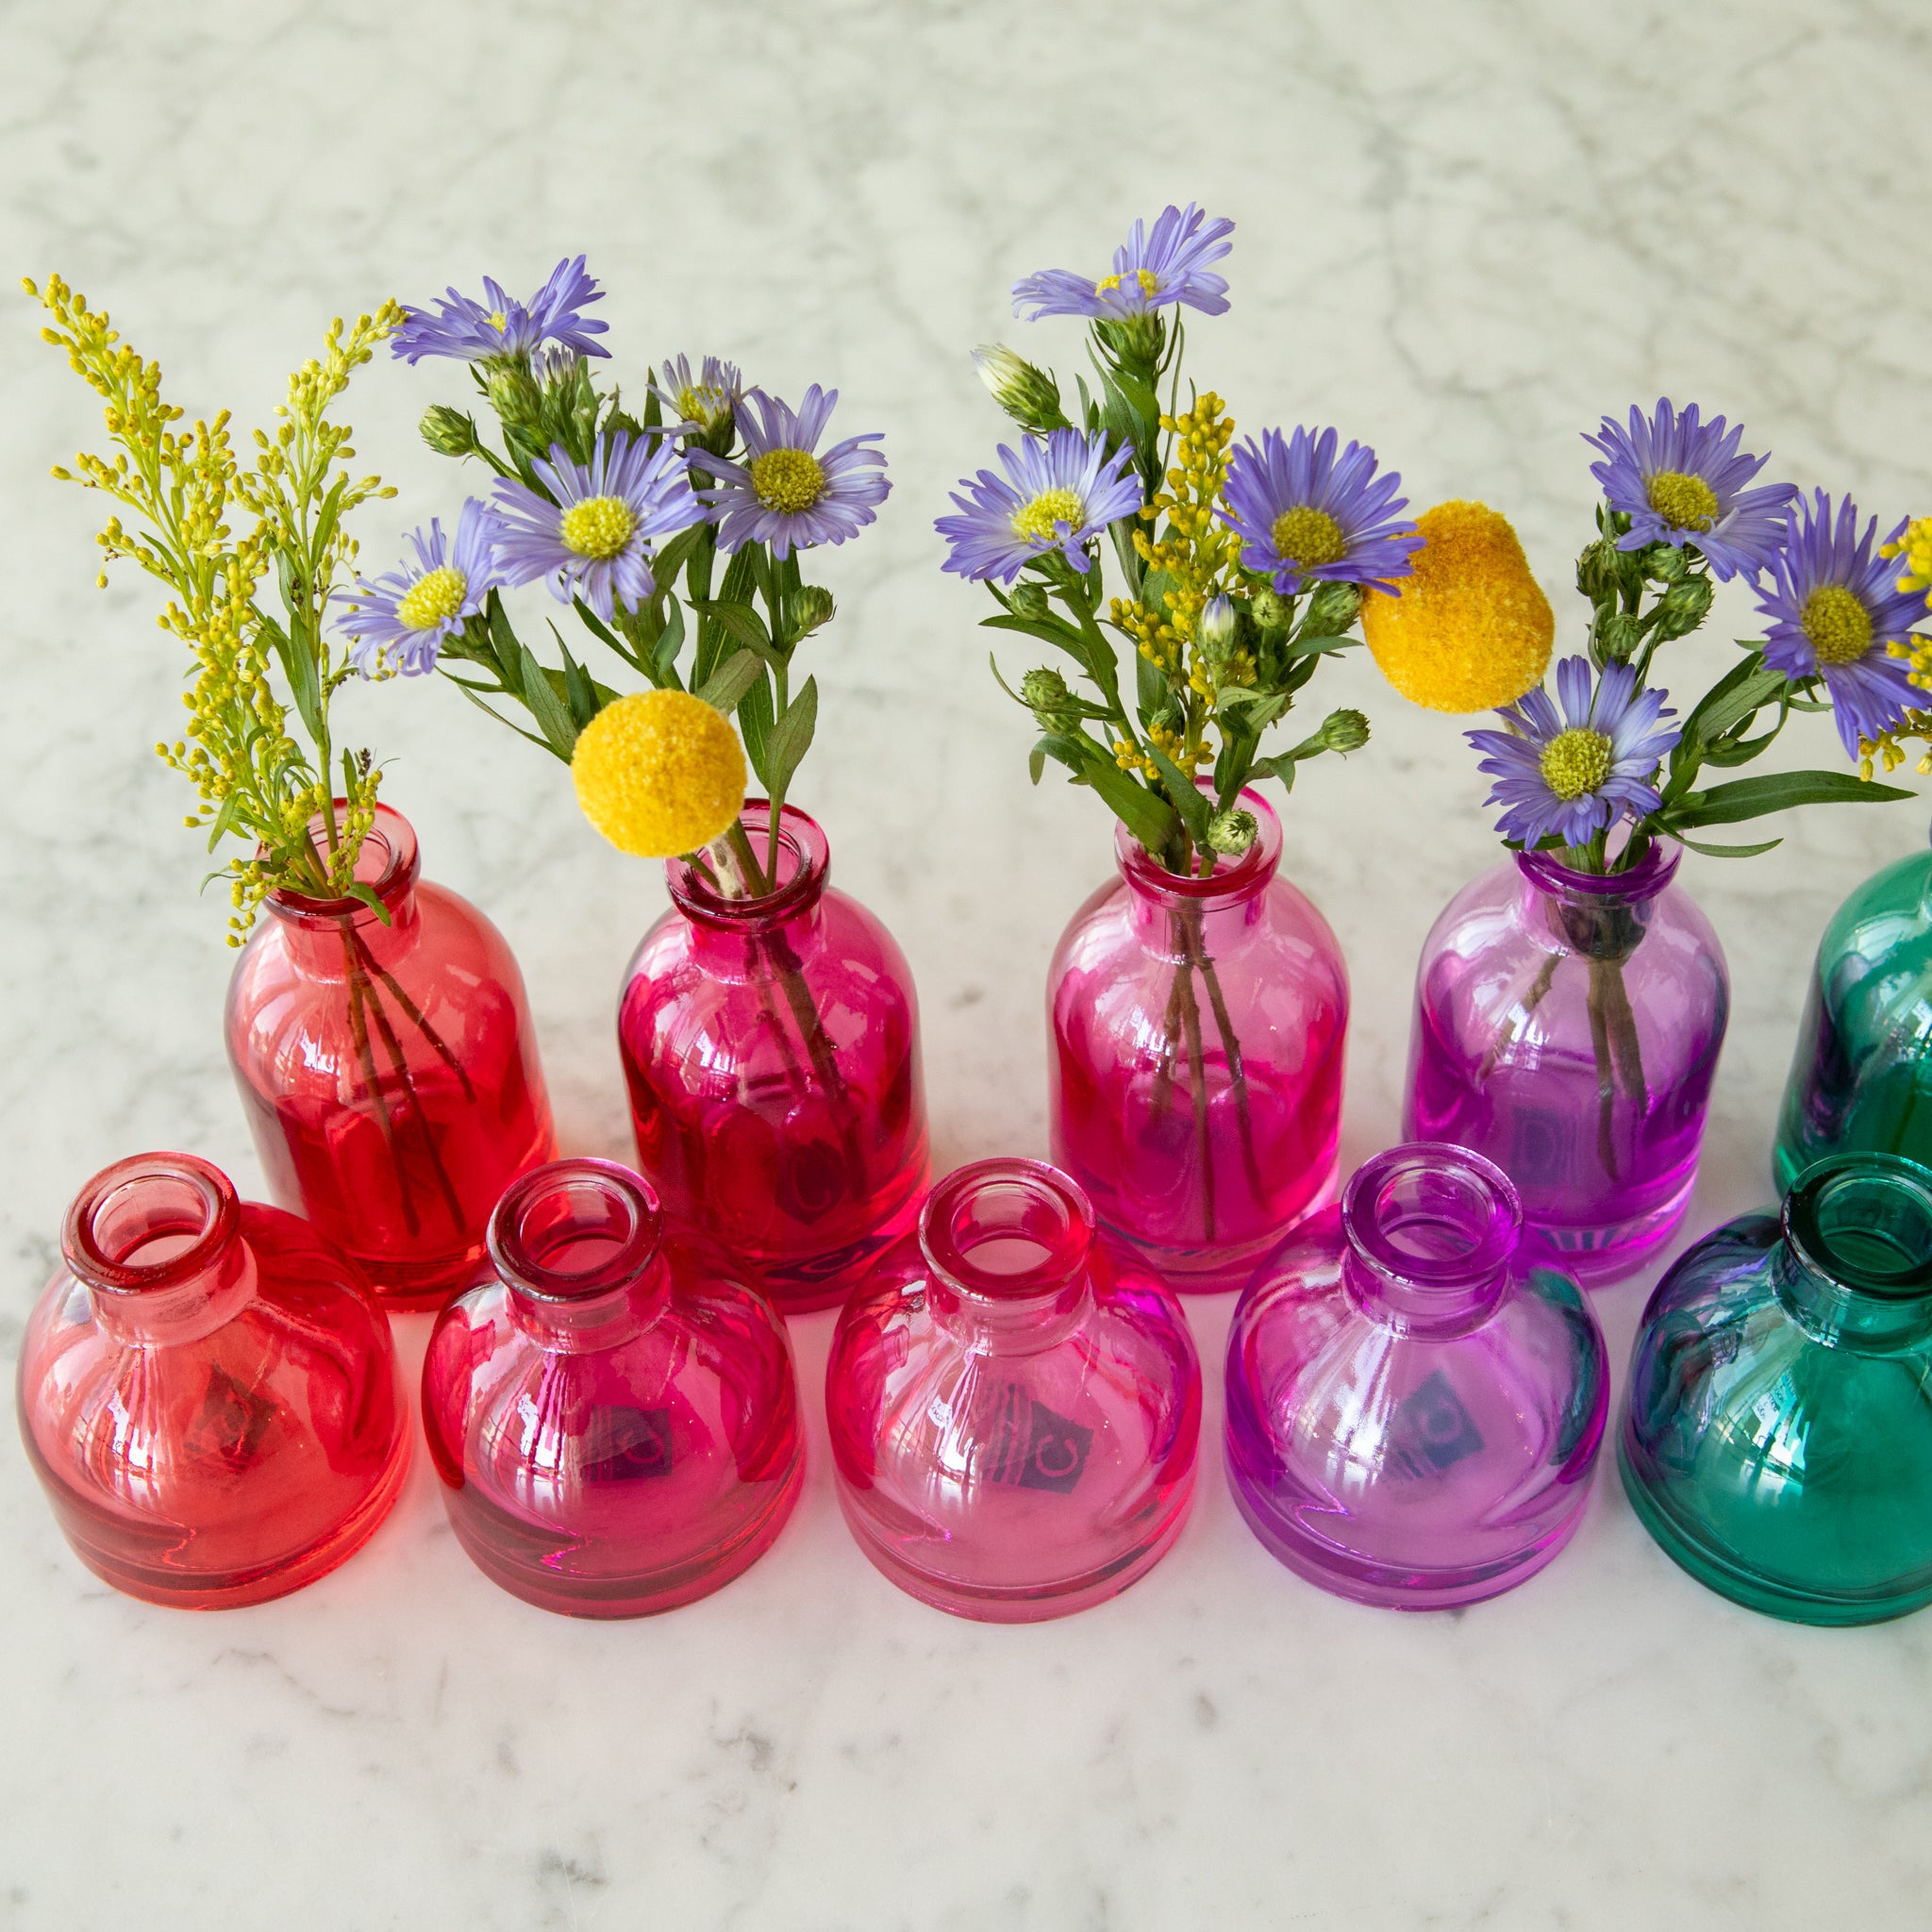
<box><xmin>1094</xmin><ymin>269</ymin><xmax>1162</xmax><ymax>299</ymax></box>
<box><xmin>748</xmin><ymin>447</ymin><xmax>827</xmax><ymax>514</ymax></box>
<box><xmin>1012</xmin><ymin>486</ymin><xmax>1087</xmax><ymax>543</ymax></box>
<box><xmin>559</xmin><ymin>494</ymin><xmax>638</xmax><ymax>559</ymax></box>
<box><xmin>486</xmin><ymin>311</ymin><xmax>508</xmax><ymax>332</ymax></box>
<box><xmin>395</xmin><ymin>564</ymin><xmax>467</xmax><ymax>631</ymax></box>
<box><xmin>1270</xmin><ymin>505</ymin><xmax>1347</xmax><ymax>568</ymax></box>
<box><xmin>678</xmin><ymin>384</ymin><xmax>727</xmax><ymax>423</ymax></box>
<box><xmin>1539</xmin><ymin>726</ymin><xmax>1614</xmax><ymax>801</ymax></box>
<box><xmin>1801</xmin><ymin>584</ymin><xmax>1874</xmax><ymax>666</ymax></box>
<box><xmin>1645</xmin><ymin>470</ymin><xmax>1720</xmax><ymax>532</ymax></box>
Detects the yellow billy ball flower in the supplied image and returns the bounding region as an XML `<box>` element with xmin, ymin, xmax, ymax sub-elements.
<box><xmin>1360</xmin><ymin>500</ymin><xmax>1555</xmax><ymax>713</ymax></box>
<box><xmin>571</xmin><ymin>690</ymin><xmax>747</xmax><ymax>858</ymax></box>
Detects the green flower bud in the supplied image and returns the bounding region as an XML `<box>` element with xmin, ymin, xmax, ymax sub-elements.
<box><xmin>784</xmin><ymin>586</ymin><xmax>837</xmax><ymax>638</ymax></box>
<box><xmin>1576</xmin><ymin>536</ymin><xmax>1627</xmax><ymax>603</ymax></box>
<box><xmin>1020</xmin><ymin>666</ymin><xmax>1080</xmax><ymax>733</ymax></box>
<box><xmin>1597</xmin><ymin>610</ymin><xmax>1644</xmax><ymax>661</ymax></box>
<box><xmin>1196</xmin><ymin>592</ymin><xmax>1237</xmax><ymax>658</ymax></box>
<box><xmin>1641</xmin><ymin>541</ymin><xmax>1688</xmax><ymax>583</ymax></box>
<box><xmin>1092</xmin><ymin>312</ymin><xmax>1165</xmax><ymax>372</ymax></box>
<box><xmin>420</xmin><ymin>405</ymin><xmax>482</xmax><ymax>459</ymax></box>
<box><xmin>1009</xmin><ymin>581</ymin><xmax>1052</xmax><ymax>622</ymax></box>
<box><xmin>1301</xmin><ymin>580</ymin><xmax>1365</xmax><ymax>639</ymax></box>
<box><xmin>973</xmin><ymin>345</ymin><xmax>1069</xmax><ymax>434</ymax></box>
<box><xmin>1249</xmin><ymin>589</ymin><xmax>1292</xmax><ymax>634</ymax></box>
<box><xmin>1206</xmin><ymin>807</ymin><xmax>1257</xmax><ymax>856</ymax></box>
<box><xmin>1314</xmin><ymin>708</ymin><xmax>1371</xmax><ymax>755</ymax></box>
<box><xmin>1653</xmin><ymin>572</ymin><xmax>1715</xmax><ymax>641</ymax></box>
<box><xmin>483</xmin><ymin>361</ymin><xmax>542</xmax><ymax>425</ymax></box>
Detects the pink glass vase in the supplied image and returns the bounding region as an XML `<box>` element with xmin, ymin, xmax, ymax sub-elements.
<box><xmin>825</xmin><ymin>1158</ymin><xmax>1201</xmax><ymax>1621</ymax></box>
<box><xmin>1226</xmin><ymin>1143</ymin><xmax>1608</xmax><ymax>1607</ymax></box>
<box><xmin>225</xmin><ymin>802</ymin><xmax>557</xmax><ymax>1310</ymax></box>
<box><xmin>618</xmin><ymin>800</ymin><xmax>928</xmax><ymax>1315</ymax></box>
<box><xmin>1048</xmin><ymin>789</ymin><xmax>1348</xmax><ymax>1293</ymax></box>
<box><xmin>16</xmin><ymin>1151</ymin><xmax>409</xmax><ymax>1608</ymax></box>
<box><xmin>1405</xmin><ymin>841</ymin><xmax>1728</xmax><ymax>1285</ymax></box>
<box><xmin>421</xmin><ymin>1158</ymin><xmax>804</xmax><ymax>1617</ymax></box>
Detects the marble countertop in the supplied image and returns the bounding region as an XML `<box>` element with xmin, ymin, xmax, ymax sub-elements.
<box><xmin>6</xmin><ymin>2</ymin><xmax>1932</xmax><ymax>1925</ymax></box>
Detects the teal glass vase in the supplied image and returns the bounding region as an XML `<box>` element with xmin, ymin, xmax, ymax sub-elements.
<box><xmin>1774</xmin><ymin>832</ymin><xmax>1932</xmax><ymax>1190</ymax></box>
<box><xmin>1619</xmin><ymin>1153</ymin><xmax>1932</xmax><ymax>1625</ymax></box>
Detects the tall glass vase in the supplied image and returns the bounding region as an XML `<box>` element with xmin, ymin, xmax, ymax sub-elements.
<box><xmin>1406</xmin><ymin>841</ymin><xmax>1727</xmax><ymax>1285</ymax></box>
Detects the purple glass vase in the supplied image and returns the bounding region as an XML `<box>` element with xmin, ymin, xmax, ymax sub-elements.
<box><xmin>1225</xmin><ymin>1143</ymin><xmax>1608</xmax><ymax>1607</ymax></box>
<box><xmin>1405</xmin><ymin>841</ymin><xmax>1727</xmax><ymax>1285</ymax></box>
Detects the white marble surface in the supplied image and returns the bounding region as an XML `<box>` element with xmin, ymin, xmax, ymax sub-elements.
<box><xmin>6</xmin><ymin>1</ymin><xmax>1932</xmax><ymax>1925</ymax></box>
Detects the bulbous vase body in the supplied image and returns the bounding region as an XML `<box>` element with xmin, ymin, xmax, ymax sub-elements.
<box><xmin>1048</xmin><ymin>791</ymin><xmax>1348</xmax><ymax>1294</ymax></box>
<box><xmin>825</xmin><ymin>1158</ymin><xmax>1201</xmax><ymax>1621</ymax></box>
<box><xmin>16</xmin><ymin>1152</ymin><xmax>408</xmax><ymax>1607</ymax></box>
<box><xmin>1406</xmin><ymin>842</ymin><xmax>1727</xmax><ymax>1285</ymax></box>
<box><xmin>225</xmin><ymin>803</ymin><xmax>556</xmax><ymax>1309</ymax></box>
<box><xmin>1226</xmin><ymin>1144</ymin><xmax>1607</xmax><ymax>1608</ymax></box>
<box><xmin>1621</xmin><ymin>1153</ymin><xmax>1932</xmax><ymax>1625</ymax></box>
<box><xmin>422</xmin><ymin>1158</ymin><xmax>804</xmax><ymax>1618</ymax></box>
<box><xmin>618</xmin><ymin>802</ymin><xmax>928</xmax><ymax>1315</ymax></box>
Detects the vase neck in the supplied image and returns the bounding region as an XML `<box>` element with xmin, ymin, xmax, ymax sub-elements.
<box><xmin>921</xmin><ymin>1159</ymin><xmax>1095</xmax><ymax>1352</ymax></box>
<box><xmin>263</xmin><ymin>801</ymin><xmax>424</xmax><ymax>974</ymax></box>
<box><xmin>1115</xmin><ymin>787</ymin><xmax>1281</xmax><ymax>957</ymax></box>
<box><xmin>1773</xmin><ymin>1155</ymin><xmax>1932</xmax><ymax>1354</ymax></box>
<box><xmin>1516</xmin><ymin>843</ymin><xmax>1679</xmax><ymax>962</ymax></box>
<box><xmin>668</xmin><ymin>801</ymin><xmax>827</xmax><ymax>963</ymax></box>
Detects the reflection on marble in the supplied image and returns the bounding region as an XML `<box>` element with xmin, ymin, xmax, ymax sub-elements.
<box><xmin>4</xmin><ymin>1</ymin><xmax>1932</xmax><ymax>1925</ymax></box>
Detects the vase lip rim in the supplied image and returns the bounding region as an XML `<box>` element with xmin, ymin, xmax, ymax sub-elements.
<box><xmin>920</xmin><ymin>1157</ymin><xmax>1095</xmax><ymax>1302</ymax></box>
<box><xmin>1342</xmin><ymin>1142</ymin><xmax>1523</xmax><ymax>1290</ymax></box>
<box><xmin>667</xmin><ymin>799</ymin><xmax>828</xmax><ymax>928</ymax></box>
<box><xmin>487</xmin><ymin>1157</ymin><xmax>664</xmax><ymax>1304</ymax></box>
<box><xmin>1113</xmin><ymin>782</ymin><xmax>1282</xmax><ymax>903</ymax></box>
<box><xmin>62</xmin><ymin>1150</ymin><xmax>239</xmax><ymax>1294</ymax></box>
<box><xmin>1784</xmin><ymin>1153</ymin><xmax>1932</xmax><ymax>1301</ymax></box>
<box><xmin>1516</xmin><ymin>836</ymin><xmax>1681</xmax><ymax>902</ymax></box>
<box><xmin>265</xmin><ymin>799</ymin><xmax>419</xmax><ymax>923</ymax></box>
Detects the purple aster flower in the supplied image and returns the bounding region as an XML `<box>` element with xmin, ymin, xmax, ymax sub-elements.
<box><xmin>1219</xmin><ymin>425</ymin><xmax>1421</xmax><ymax>596</ymax></box>
<box><xmin>1011</xmin><ymin>203</ymin><xmax>1235</xmax><ymax>323</ymax></box>
<box><xmin>1584</xmin><ymin>399</ymin><xmax>1794</xmax><ymax>582</ymax></box>
<box><xmin>650</xmin><ymin>355</ymin><xmax>744</xmax><ymax>439</ymax></box>
<box><xmin>392</xmin><ymin>255</ymin><xmax>610</xmax><ymax>366</ymax></box>
<box><xmin>935</xmin><ymin>428</ymin><xmax>1141</xmax><ymax>584</ymax></box>
<box><xmin>1756</xmin><ymin>489</ymin><xmax>1924</xmax><ymax>758</ymax></box>
<box><xmin>1468</xmin><ymin>656</ymin><xmax>1680</xmax><ymax>848</ymax></box>
<box><xmin>691</xmin><ymin>386</ymin><xmax>889</xmax><ymax>560</ymax></box>
<box><xmin>338</xmin><ymin>499</ymin><xmax>497</xmax><ymax>677</ymax></box>
<box><xmin>491</xmin><ymin>432</ymin><xmax>703</xmax><ymax>623</ymax></box>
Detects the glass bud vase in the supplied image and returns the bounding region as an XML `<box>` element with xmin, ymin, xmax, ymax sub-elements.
<box><xmin>421</xmin><ymin>1158</ymin><xmax>805</xmax><ymax>1618</ymax></box>
<box><xmin>1226</xmin><ymin>1144</ymin><xmax>1607</xmax><ymax>1607</ymax></box>
<box><xmin>225</xmin><ymin>802</ymin><xmax>557</xmax><ymax>1310</ymax></box>
<box><xmin>825</xmin><ymin>1158</ymin><xmax>1201</xmax><ymax>1622</ymax></box>
<box><xmin>1774</xmin><ymin>832</ymin><xmax>1932</xmax><ymax>1189</ymax></box>
<box><xmin>1621</xmin><ymin>1152</ymin><xmax>1932</xmax><ymax>1625</ymax></box>
<box><xmin>1048</xmin><ymin>788</ymin><xmax>1348</xmax><ymax>1294</ymax></box>
<box><xmin>618</xmin><ymin>801</ymin><xmax>928</xmax><ymax>1315</ymax></box>
<box><xmin>1406</xmin><ymin>841</ymin><xmax>1727</xmax><ymax>1286</ymax></box>
<box><xmin>16</xmin><ymin>1151</ymin><xmax>409</xmax><ymax>1608</ymax></box>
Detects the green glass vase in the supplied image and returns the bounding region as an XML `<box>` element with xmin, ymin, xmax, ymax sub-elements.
<box><xmin>1619</xmin><ymin>1153</ymin><xmax>1932</xmax><ymax>1625</ymax></box>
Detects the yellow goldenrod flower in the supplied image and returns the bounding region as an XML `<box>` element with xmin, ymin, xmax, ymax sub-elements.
<box><xmin>571</xmin><ymin>690</ymin><xmax>747</xmax><ymax>858</ymax></box>
<box><xmin>1881</xmin><ymin>516</ymin><xmax>1932</xmax><ymax>602</ymax></box>
<box><xmin>1360</xmin><ymin>500</ymin><xmax>1554</xmax><ymax>713</ymax></box>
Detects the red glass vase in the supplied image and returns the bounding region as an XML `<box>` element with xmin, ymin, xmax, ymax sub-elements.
<box><xmin>617</xmin><ymin>801</ymin><xmax>928</xmax><ymax>1314</ymax></box>
<box><xmin>16</xmin><ymin>1152</ymin><xmax>409</xmax><ymax>1608</ymax></box>
<box><xmin>225</xmin><ymin>802</ymin><xmax>557</xmax><ymax>1309</ymax></box>
<box><xmin>421</xmin><ymin>1158</ymin><xmax>805</xmax><ymax>1616</ymax></box>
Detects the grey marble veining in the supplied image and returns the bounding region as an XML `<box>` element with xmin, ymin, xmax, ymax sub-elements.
<box><xmin>4</xmin><ymin>1</ymin><xmax>1932</xmax><ymax>1925</ymax></box>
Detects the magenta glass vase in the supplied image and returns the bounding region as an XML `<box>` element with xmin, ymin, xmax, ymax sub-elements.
<box><xmin>1405</xmin><ymin>841</ymin><xmax>1727</xmax><ymax>1285</ymax></box>
<box><xmin>17</xmin><ymin>1151</ymin><xmax>409</xmax><ymax>1608</ymax></box>
<box><xmin>421</xmin><ymin>1158</ymin><xmax>804</xmax><ymax>1618</ymax></box>
<box><xmin>1048</xmin><ymin>788</ymin><xmax>1348</xmax><ymax>1293</ymax></box>
<box><xmin>225</xmin><ymin>802</ymin><xmax>557</xmax><ymax>1310</ymax></box>
<box><xmin>825</xmin><ymin>1158</ymin><xmax>1201</xmax><ymax>1622</ymax></box>
<box><xmin>618</xmin><ymin>800</ymin><xmax>928</xmax><ymax>1315</ymax></box>
<box><xmin>1225</xmin><ymin>1143</ymin><xmax>1608</xmax><ymax>1607</ymax></box>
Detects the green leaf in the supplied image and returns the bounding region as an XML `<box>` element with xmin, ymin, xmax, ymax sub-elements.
<box><xmin>554</xmin><ymin>631</ymin><xmax>603</xmax><ymax>727</ymax></box>
<box><xmin>651</xmin><ymin>522</ymin><xmax>708</xmax><ymax>598</ymax></box>
<box><xmin>1674</xmin><ymin>832</ymin><xmax>1785</xmax><ymax>858</ymax></box>
<box><xmin>763</xmin><ymin>675</ymin><xmax>819</xmax><ymax>794</ymax></box>
<box><xmin>696</xmin><ymin>648</ymin><xmax>763</xmax><ymax>716</ymax></box>
<box><xmin>445</xmin><ymin>676</ymin><xmax>559</xmax><ymax>758</ymax></box>
<box><xmin>342</xmin><ymin>880</ymin><xmax>394</xmax><ymax>927</ymax></box>
<box><xmin>979</xmin><ymin>609</ymin><xmax>1090</xmax><ymax>658</ymax></box>
<box><xmin>697</xmin><ymin>598</ymin><xmax>778</xmax><ymax>664</ymax></box>
<box><xmin>1082</xmin><ymin>753</ymin><xmax>1181</xmax><ymax>854</ymax></box>
<box><xmin>1664</xmin><ymin>768</ymin><xmax>1914</xmax><ymax>831</ymax></box>
<box><xmin>1028</xmin><ymin>741</ymin><xmax>1047</xmax><ymax>786</ymax></box>
<box><xmin>1246</xmin><ymin>752</ymin><xmax>1298</xmax><ymax>794</ymax></box>
<box><xmin>518</xmin><ymin>643</ymin><xmax>579</xmax><ymax>758</ymax></box>
<box><xmin>737</xmin><ymin>670</ymin><xmax>774</xmax><ymax>789</ymax></box>
<box><xmin>1143</xmin><ymin>741</ymin><xmax>1212</xmax><ymax>845</ymax></box>
<box><xmin>486</xmin><ymin>590</ymin><xmax>525</xmax><ymax>681</ymax></box>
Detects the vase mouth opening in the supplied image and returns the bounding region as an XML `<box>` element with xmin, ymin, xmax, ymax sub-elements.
<box><xmin>265</xmin><ymin>800</ymin><xmax>420</xmax><ymax>923</ymax></box>
<box><xmin>921</xmin><ymin>1158</ymin><xmax>1094</xmax><ymax>1302</ymax></box>
<box><xmin>1785</xmin><ymin>1155</ymin><xmax>1932</xmax><ymax>1301</ymax></box>
<box><xmin>62</xmin><ymin>1151</ymin><xmax>239</xmax><ymax>1294</ymax></box>
<box><xmin>489</xmin><ymin>1158</ymin><xmax>664</xmax><ymax>1303</ymax></box>
<box><xmin>1517</xmin><ymin>836</ymin><xmax>1680</xmax><ymax>908</ymax></box>
<box><xmin>1114</xmin><ymin>784</ymin><xmax>1282</xmax><ymax>904</ymax></box>
<box><xmin>1343</xmin><ymin>1143</ymin><xmax>1522</xmax><ymax>1291</ymax></box>
<box><xmin>667</xmin><ymin>800</ymin><xmax>829</xmax><ymax>929</ymax></box>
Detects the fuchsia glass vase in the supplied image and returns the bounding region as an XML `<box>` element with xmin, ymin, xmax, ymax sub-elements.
<box><xmin>825</xmin><ymin>1158</ymin><xmax>1201</xmax><ymax>1622</ymax></box>
<box><xmin>1048</xmin><ymin>789</ymin><xmax>1348</xmax><ymax>1293</ymax></box>
<box><xmin>421</xmin><ymin>1158</ymin><xmax>804</xmax><ymax>1618</ymax></box>
<box><xmin>225</xmin><ymin>803</ymin><xmax>557</xmax><ymax>1309</ymax></box>
<box><xmin>1225</xmin><ymin>1144</ymin><xmax>1608</xmax><ymax>1607</ymax></box>
<box><xmin>16</xmin><ymin>1152</ymin><xmax>408</xmax><ymax>1608</ymax></box>
<box><xmin>618</xmin><ymin>801</ymin><xmax>928</xmax><ymax>1315</ymax></box>
<box><xmin>1406</xmin><ymin>841</ymin><xmax>1727</xmax><ymax>1285</ymax></box>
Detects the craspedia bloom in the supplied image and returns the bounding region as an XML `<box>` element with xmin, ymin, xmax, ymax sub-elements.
<box><xmin>1756</xmin><ymin>490</ymin><xmax>1924</xmax><ymax>758</ymax></box>
<box><xmin>1219</xmin><ymin>425</ymin><xmax>1420</xmax><ymax>596</ymax></box>
<box><xmin>693</xmin><ymin>387</ymin><xmax>889</xmax><ymax>560</ymax></box>
<box><xmin>1011</xmin><ymin>203</ymin><xmax>1235</xmax><ymax>322</ymax></box>
<box><xmin>1468</xmin><ymin>656</ymin><xmax>1680</xmax><ymax>849</ymax></box>
<box><xmin>492</xmin><ymin>432</ymin><xmax>704</xmax><ymax>624</ymax></box>
<box><xmin>1361</xmin><ymin>500</ymin><xmax>1555</xmax><ymax>713</ymax></box>
<box><xmin>571</xmin><ymin>690</ymin><xmax>747</xmax><ymax>858</ymax></box>
<box><xmin>392</xmin><ymin>255</ymin><xmax>609</xmax><ymax>366</ymax></box>
<box><xmin>935</xmin><ymin>428</ymin><xmax>1141</xmax><ymax>583</ymax></box>
<box><xmin>650</xmin><ymin>354</ymin><xmax>742</xmax><ymax>440</ymax></box>
<box><xmin>1584</xmin><ymin>399</ymin><xmax>1794</xmax><ymax>581</ymax></box>
<box><xmin>339</xmin><ymin>498</ymin><xmax>496</xmax><ymax>677</ymax></box>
